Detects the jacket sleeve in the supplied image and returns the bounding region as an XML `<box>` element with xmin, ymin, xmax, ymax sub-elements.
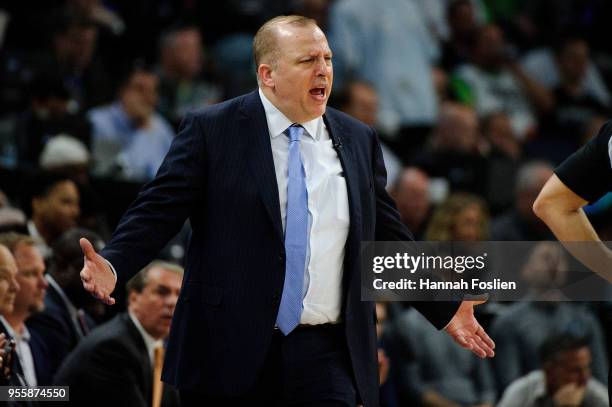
<box><xmin>370</xmin><ymin>128</ymin><xmax>459</xmax><ymax>329</ymax></box>
<box><xmin>101</xmin><ymin>113</ymin><xmax>206</xmax><ymax>285</ymax></box>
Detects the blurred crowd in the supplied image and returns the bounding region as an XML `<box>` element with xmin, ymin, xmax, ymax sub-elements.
<box><xmin>0</xmin><ymin>0</ymin><xmax>611</xmax><ymax>406</ymax></box>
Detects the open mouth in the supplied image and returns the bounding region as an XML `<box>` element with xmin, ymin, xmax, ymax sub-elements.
<box><xmin>309</xmin><ymin>86</ymin><xmax>326</xmax><ymax>101</ymax></box>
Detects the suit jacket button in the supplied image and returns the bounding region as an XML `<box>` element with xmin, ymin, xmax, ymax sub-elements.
<box><xmin>272</xmin><ymin>294</ymin><xmax>281</xmax><ymax>306</ymax></box>
<box><xmin>278</xmin><ymin>253</ymin><xmax>285</xmax><ymax>263</ymax></box>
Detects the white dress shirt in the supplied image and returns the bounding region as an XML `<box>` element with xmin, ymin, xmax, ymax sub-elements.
<box><xmin>27</xmin><ymin>220</ymin><xmax>51</xmax><ymax>259</ymax></box>
<box><xmin>259</xmin><ymin>89</ymin><xmax>350</xmax><ymax>325</ymax></box>
<box><xmin>128</xmin><ymin>312</ymin><xmax>164</xmax><ymax>366</ymax></box>
<box><xmin>109</xmin><ymin>91</ymin><xmax>351</xmax><ymax>325</ymax></box>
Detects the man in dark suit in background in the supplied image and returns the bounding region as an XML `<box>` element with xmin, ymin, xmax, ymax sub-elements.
<box><xmin>26</xmin><ymin>228</ymin><xmax>103</xmax><ymax>383</ymax></box>
<box><xmin>78</xmin><ymin>15</ymin><xmax>495</xmax><ymax>407</ymax></box>
<box><xmin>54</xmin><ymin>261</ymin><xmax>182</xmax><ymax>406</ymax></box>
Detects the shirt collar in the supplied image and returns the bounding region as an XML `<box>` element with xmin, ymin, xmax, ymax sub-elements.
<box><xmin>128</xmin><ymin>311</ymin><xmax>163</xmax><ymax>365</ymax></box>
<box><xmin>531</xmin><ymin>370</ymin><xmax>547</xmax><ymax>399</ymax></box>
<box><xmin>0</xmin><ymin>315</ymin><xmax>30</xmax><ymax>342</ymax></box>
<box><xmin>26</xmin><ymin>221</ymin><xmax>51</xmax><ymax>258</ymax></box>
<box><xmin>258</xmin><ymin>88</ymin><xmax>322</xmax><ymax>141</ymax></box>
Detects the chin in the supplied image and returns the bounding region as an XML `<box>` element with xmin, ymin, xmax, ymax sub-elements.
<box><xmin>0</xmin><ymin>305</ymin><xmax>13</xmax><ymax>315</ymax></box>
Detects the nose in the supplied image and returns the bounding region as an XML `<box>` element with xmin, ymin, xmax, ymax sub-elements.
<box><xmin>10</xmin><ymin>277</ymin><xmax>19</xmax><ymax>293</ymax></box>
<box><xmin>40</xmin><ymin>274</ymin><xmax>49</xmax><ymax>290</ymax></box>
<box><xmin>314</xmin><ymin>57</ymin><xmax>330</xmax><ymax>76</ymax></box>
<box><xmin>72</xmin><ymin>204</ymin><xmax>81</xmax><ymax>220</ymax></box>
<box><xmin>167</xmin><ymin>291</ymin><xmax>179</xmax><ymax>309</ymax></box>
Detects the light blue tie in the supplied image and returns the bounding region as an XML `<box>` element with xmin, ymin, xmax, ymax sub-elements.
<box><xmin>276</xmin><ymin>124</ymin><xmax>308</xmax><ymax>335</ymax></box>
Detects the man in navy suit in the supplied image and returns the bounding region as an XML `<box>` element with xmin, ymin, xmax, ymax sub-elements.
<box><xmin>79</xmin><ymin>15</ymin><xmax>495</xmax><ymax>406</ymax></box>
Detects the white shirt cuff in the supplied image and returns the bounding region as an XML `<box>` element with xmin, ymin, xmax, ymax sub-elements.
<box><xmin>105</xmin><ymin>259</ymin><xmax>118</xmax><ymax>282</ymax></box>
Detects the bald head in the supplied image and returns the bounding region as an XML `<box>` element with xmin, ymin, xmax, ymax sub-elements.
<box><xmin>434</xmin><ymin>103</ymin><xmax>479</xmax><ymax>152</ymax></box>
<box><xmin>253</xmin><ymin>15</ymin><xmax>318</xmax><ymax>69</ymax></box>
<box><xmin>393</xmin><ymin>167</ymin><xmax>431</xmax><ymax>231</ymax></box>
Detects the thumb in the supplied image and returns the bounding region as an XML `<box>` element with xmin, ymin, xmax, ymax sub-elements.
<box><xmin>80</xmin><ymin>238</ymin><xmax>97</xmax><ymax>261</ymax></box>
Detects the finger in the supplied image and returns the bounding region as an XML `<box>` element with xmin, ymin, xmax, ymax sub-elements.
<box><xmin>102</xmin><ymin>296</ymin><xmax>116</xmax><ymax>306</ymax></box>
<box><xmin>452</xmin><ymin>332</ymin><xmax>472</xmax><ymax>350</ymax></box>
<box><xmin>472</xmin><ymin>332</ymin><xmax>495</xmax><ymax>357</ymax></box>
<box><xmin>83</xmin><ymin>281</ymin><xmax>95</xmax><ymax>293</ymax></box>
<box><xmin>80</xmin><ymin>269</ymin><xmax>92</xmax><ymax>283</ymax></box>
<box><xmin>467</xmin><ymin>337</ymin><xmax>487</xmax><ymax>358</ymax></box>
<box><xmin>476</xmin><ymin>325</ymin><xmax>496</xmax><ymax>350</ymax></box>
<box><xmin>95</xmin><ymin>289</ymin><xmax>106</xmax><ymax>300</ymax></box>
<box><xmin>79</xmin><ymin>238</ymin><xmax>97</xmax><ymax>260</ymax></box>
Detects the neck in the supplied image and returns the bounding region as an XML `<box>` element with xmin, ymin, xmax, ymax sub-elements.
<box><xmin>261</xmin><ymin>86</ymin><xmax>307</xmax><ymax>123</ymax></box>
<box><xmin>129</xmin><ymin>308</ymin><xmax>162</xmax><ymax>340</ymax></box>
<box><xmin>5</xmin><ymin>312</ymin><xmax>27</xmax><ymax>334</ymax></box>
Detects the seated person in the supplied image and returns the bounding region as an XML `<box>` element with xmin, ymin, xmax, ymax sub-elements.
<box><xmin>498</xmin><ymin>334</ymin><xmax>608</xmax><ymax>407</ymax></box>
<box><xmin>54</xmin><ymin>261</ymin><xmax>182</xmax><ymax>406</ymax></box>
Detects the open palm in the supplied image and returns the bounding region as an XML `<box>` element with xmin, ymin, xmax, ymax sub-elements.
<box><xmin>79</xmin><ymin>238</ymin><xmax>116</xmax><ymax>305</ymax></box>
<box><xmin>444</xmin><ymin>300</ymin><xmax>495</xmax><ymax>358</ymax></box>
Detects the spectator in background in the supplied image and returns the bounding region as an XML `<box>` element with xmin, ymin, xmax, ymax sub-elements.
<box><xmin>483</xmin><ymin>112</ymin><xmax>521</xmax><ymax>162</ymax></box>
<box><xmin>490</xmin><ymin>300</ymin><xmax>608</xmax><ymax>392</ymax></box>
<box><xmin>38</xmin><ymin>135</ymin><xmax>110</xmax><ymax>239</ymax></box>
<box><xmin>157</xmin><ymin>25</ymin><xmax>221</xmax><ymax>129</ymax></box>
<box><xmin>481</xmin><ymin>112</ymin><xmax>521</xmax><ymax>213</ymax></box>
<box><xmin>39</xmin><ymin>134</ymin><xmax>90</xmax><ymax>182</ymax></box>
<box><xmin>440</xmin><ymin>0</ymin><xmax>480</xmax><ymax>71</ymax></box>
<box><xmin>415</xmin><ymin>103</ymin><xmax>487</xmax><ymax>195</ymax></box>
<box><xmin>54</xmin><ymin>261</ymin><xmax>182</xmax><ymax>406</ymax></box>
<box><xmin>498</xmin><ymin>335</ymin><xmax>608</xmax><ymax>407</ymax></box>
<box><xmin>0</xmin><ymin>233</ymin><xmax>48</xmax><ymax>386</ymax></box>
<box><xmin>490</xmin><ymin>161</ymin><xmax>555</xmax><ymax>241</ymax></box>
<box><xmin>391</xmin><ymin>190</ymin><xmax>495</xmax><ymax>406</ymax></box>
<box><xmin>332</xmin><ymin>80</ymin><xmax>401</xmax><ymax>186</ymax></box>
<box><xmin>390</xmin><ymin>308</ymin><xmax>497</xmax><ymax>407</ymax></box>
<box><xmin>0</xmin><ymin>244</ymin><xmax>19</xmax><ymax>387</ymax></box>
<box><xmin>45</xmin><ymin>11</ymin><xmax>113</xmax><ymax>111</ymax></box>
<box><xmin>15</xmin><ymin>73</ymin><xmax>91</xmax><ymax>169</ymax></box>
<box><xmin>522</xmin><ymin>34</ymin><xmax>611</xmax><ymax>109</ymax></box>
<box><xmin>89</xmin><ymin>65</ymin><xmax>174</xmax><ymax>181</ymax></box>
<box><xmin>453</xmin><ymin>24</ymin><xmax>553</xmax><ymax>140</ymax></box>
<box><xmin>65</xmin><ymin>0</ymin><xmax>125</xmax><ymax>37</ymax></box>
<box><xmin>533</xmin><ymin>35</ymin><xmax>611</xmax><ymax>162</ymax></box>
<box><xmin>328</xmin><ymin>0</ymin><xmax>441</xmax><ymax>153</ymax></box>
<box><xmin>27</xmin><ymin>228</ymin><xmax>103</xmax><ymax>384</ymax></box>
<box><xmin>0</xmin><ymin>244</ymin><xmax>19</xmax><ymax>315</ymax></box>
<box><xmin>15</xmin><ymin>173</ymin><xmax>80</xmax><ymax>260</ymax></box>
<box><xmin>425</xmin><ymin>193</ymin><xmax>489</xmax><ymax>241</ymax></box>
<box><xmin>391</xmin><ymin>167</ymin><xmax>432</xmax><ymax>240</ymax></box>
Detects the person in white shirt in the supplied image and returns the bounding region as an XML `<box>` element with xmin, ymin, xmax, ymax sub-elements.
<box><xmin>0</xmin><ymin>233</ymin><xmax>48</xmax><ymax>386</ymax></box>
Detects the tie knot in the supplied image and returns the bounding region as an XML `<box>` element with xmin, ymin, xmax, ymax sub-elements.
<box><xmin>287</xmin><ymin>124</ymin><xmax>304</xmax><ymax>142</ymax></box>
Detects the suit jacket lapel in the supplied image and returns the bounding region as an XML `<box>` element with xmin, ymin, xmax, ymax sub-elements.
<box><xmin>240</xmin><ymin>91</ymin><xmax>284</xmax><ymax>242</ymax></box>
<box><xmin>123</xmin><ymin>313</ymin><xmax>153</xmax><ymax>404</ymax></box>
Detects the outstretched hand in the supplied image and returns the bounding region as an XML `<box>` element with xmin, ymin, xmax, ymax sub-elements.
<box><xmin>79</xmin><ymin>238</ymin><xmax>116</xmax><ymax>305</ymax></box>
<box><xmin>444</xmin><ymin>300</ymin><xmax>495</xmax><ymax>358</ymax></box>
